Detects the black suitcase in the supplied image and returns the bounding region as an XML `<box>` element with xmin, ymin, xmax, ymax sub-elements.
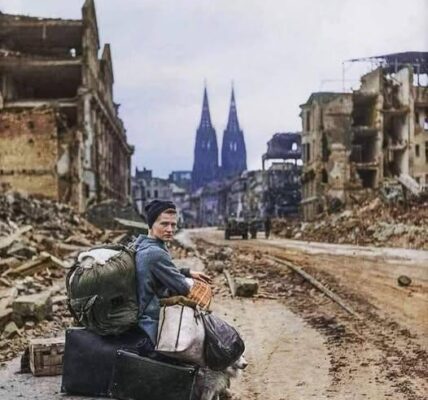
<box><xmin>61</xmin><ymin>327</ymin><xmax>142</xmax><ymax>397</ymax></box>
<box><xmin>109</xmin><ymin>350</ymin><xmax>197</xmax><ymax>400</ymax></box>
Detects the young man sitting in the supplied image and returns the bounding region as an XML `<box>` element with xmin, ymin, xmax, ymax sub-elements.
<box><xmin>134</xmin><ymin>199</ymin><xmax>210</xmax><ymax>354</ymax></box>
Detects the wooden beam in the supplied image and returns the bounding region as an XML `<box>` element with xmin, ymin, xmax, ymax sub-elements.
<box><xmin>268</xmin><ymin>255</ymin><xmax>360</xmax><ymax>318</ymax></box>
<box><xmin>223</xmin><ymin>269</ymin><xmax>236</xmax><ymax>298</ymax></box>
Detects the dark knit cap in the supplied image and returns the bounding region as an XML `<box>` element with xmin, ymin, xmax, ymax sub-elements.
<box><xmin>145</xmin><ymin>200</ymin><xmax>176</xmax><ymax>228</ymax></box>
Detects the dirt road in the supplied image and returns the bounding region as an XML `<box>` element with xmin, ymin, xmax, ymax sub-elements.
<box><xmin>190</xmin><ymin>228</ymin><xmax>428</xmax><ymax>400</ymax></box>
<box><xmin>0</xmin><ymin>228</ymin><xmax>426</xmax><ymax>400</ymax></box>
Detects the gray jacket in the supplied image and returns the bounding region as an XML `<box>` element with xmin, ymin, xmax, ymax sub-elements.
<box><xmin>135</xmin><ymin>235</ymin><xmax>191</xmax><ymax>344</ymax></box>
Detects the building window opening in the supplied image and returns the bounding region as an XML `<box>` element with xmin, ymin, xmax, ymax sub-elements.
<box><xmin>357</xmin><ymin>169</ymin><xmax>377</xmax><ymax>188</ymax></box>
<box><xmin>352</xmin><ymin>97</ymin><xmax>376</xmax><ymax>127</ymax></box>
<box><xmin>425</xmin><ymin>141</ymin><xmax>428</xmax><ymax>164</ymax></box>
<box><xmin>321</xmin><ymin>132</ymin><xmax>330</xmax><ymax>162</ymax></box>
<box><xmin>321</xmin><ymin>169</ymin><xmax>328</xmax><ymax>184</ymax></box>
<box><xmin>154</xmin><ymin>189</ymin><xmax>158</xmax><ymax>198</ymax></box>
<box><xmin>414</xmin><ymin>112</ymin><xmax>419</xmax><ymax>124</ymax></box>
<box><xmin>306</xmin><ymin>112</ymin><xmax>311</xmax><ymax>131</ymax></box>
<box><xmin>84</xmin><ymin>183</ymin><xmax>90</xmax><ymax>199</ymax></box>
<box><xmin>416</xmin><ymin>144</ymin><xmax>420</xmax><ymax>157</ymax></box>
<box><xmin>352</xmin><ymin>136</ymin><xmax>376</xmax><ymax>163</ymax></box>
<box><xmin>306</xmin><ymin>143</ymin><xmax>311</xmax><ymax>162</ymax></box>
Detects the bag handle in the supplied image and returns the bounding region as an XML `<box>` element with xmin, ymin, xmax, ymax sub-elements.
<box><xmin>175</xmin><ymin>305</ymin><xmax>185</xmax><ymax>350</ymax></box>
<box><xmin>156</xmin><ymin>305</ymin><xmax>167</xmax><ymax>347</ymax></box>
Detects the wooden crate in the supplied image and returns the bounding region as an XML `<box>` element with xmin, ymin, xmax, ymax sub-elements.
<box><xmin>29</xmin><ymin>337</ymin><xmax>65</xmax><ymax>376</ymax></box>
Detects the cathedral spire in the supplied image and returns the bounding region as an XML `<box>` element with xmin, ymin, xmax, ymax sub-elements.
<box><xmin>226</xmin><ymin>85</ymin><xmax>240</xmax><ymax>132</ymax></box>
<box><xmin>192</xmin><ymin>85</ymin><xmax>219</xmax><ymax>190</ymax></box>
<box><xmin>199</xmin><ymin>85</ymin><xmax>213</xmax><ymax>129</ymax></box>
<box><xmin>221</xmin><ymin>84</ymin><xmax>247</xmax><ymax>178</ymax></box>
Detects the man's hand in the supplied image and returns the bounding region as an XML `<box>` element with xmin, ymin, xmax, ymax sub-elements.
<box><xmin>190</xmin><ymin>271</ymin><xmax>212</xmax><ymax>284</ymax></box>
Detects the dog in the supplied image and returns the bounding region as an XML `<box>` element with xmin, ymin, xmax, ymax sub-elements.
<box><xmin>192</xmin><ymin>355</ymin><xmax>248</xmax><ymax>400</ymax></box>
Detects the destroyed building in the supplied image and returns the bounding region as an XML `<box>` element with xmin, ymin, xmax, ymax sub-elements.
<box><xmin>264</xmin><ymin>163</ymin><xmax>301</xmax><ymax>217</ymax></box>
<box><xmin>168</xmin><ymin>170</ymin><xmax>192</xmax><ymax>192</ymax></box>
<box><xmin>300</xmin><ymin>52</ymin><xmax>428</xmax><ymax>221</ymax></box>
<box><xmin>262</xmin><ymin>132</ymin><xmax>301</xmax><ymax>170</ymax></box>
<box><xmin>0</xmin><ymin>0</ymin><xmax>134</xmax><ymax>212</ymax></box>
<box><xmin>132</xmin><ymin>167</ymin><xmax>173</xmax><ymax>214</ymax></box>
<box><xmin>262</xmin><ymin>132</ymin><xmax>302</xmax><ymax>217</ymax></box>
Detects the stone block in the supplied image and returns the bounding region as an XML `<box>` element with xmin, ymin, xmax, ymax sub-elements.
<box><xmin>211</xmin><ymin>261</ymin><xmax>224</xmax><ymax>273</ymax></box>
<box><xmin>234</xmin><ymin>278</ymin><xmax>259</xmax><ymax>297</ymax></box>
<box><xmin>3</xmin><ymin>321</ymin><xmax>19</xmax><ymax>338</ymax></box>
<box><xmin>12</xmin><ymin>291</ymin><xmax>52</xmax><ymax>326</ymax></box>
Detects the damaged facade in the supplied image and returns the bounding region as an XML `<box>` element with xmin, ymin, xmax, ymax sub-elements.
<box><xmin>0</xmin><ymin>0</ymin><xmax>134</xmax><ymax>211</ymax></box>
<box><xmin>132</xmin><ymin>168</ymin><xmax>173</xmax><ymax>215</ymax></box>
<box><xmin>300</xmin><ymin>52</ymin><xmax>428</xmax><ymax>221</ymax></box>
<box><xmin>187</xmin><ymin>131</ymin><xmax>303</xmax><ymax>226</ymax></box>
<box><xmin>262</xmin><ymin>132</ymin><xmax>302</xmax><ymax>217</ymax></box>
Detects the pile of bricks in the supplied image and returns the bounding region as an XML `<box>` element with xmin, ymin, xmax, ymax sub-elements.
<box><xmin>0</xmin><ymin>191</ymin><xmax>132</xmax><ymax>365</ymax></box>
<box><xmin>272</xmin><ymin>196</ymin><xmax>428</xmax><ymax>250</ymax></box>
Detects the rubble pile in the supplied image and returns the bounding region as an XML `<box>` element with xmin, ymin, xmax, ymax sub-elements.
<box><xmin>0</xmin><ymin>192</ymin><xmax>132</xmax><ymax>364</ymax></box>
<box><xmin>272</xmin><ymin>197</ymin><xmax>428</xmax><ymax>250</ymax></box>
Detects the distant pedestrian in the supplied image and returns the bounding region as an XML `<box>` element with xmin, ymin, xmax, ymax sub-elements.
<box><xmin>264</xmin><ymin>216</ymin><xmax>271</xmax><ymax>239</ymax></box>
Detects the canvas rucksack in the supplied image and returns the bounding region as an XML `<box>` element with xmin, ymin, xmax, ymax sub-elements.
<box><xmin>66</xmin><ymin>243</ymin><xmax>139</xmax><ymax>336</ymax></box>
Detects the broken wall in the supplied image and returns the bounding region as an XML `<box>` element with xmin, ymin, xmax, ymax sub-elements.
<box><xmin>352</xmin><ymin>69</ymin><xmax>383</xmax><ymax>188</ymax></box>
<box><xmin>383</xmin><ymin>67</ymin><xmax>413</xmax><ymax>177</ymax></box>
<box><xmin>413</xmin><ymin>86</ymin><xmax>428</xmax><ymax>184</ymax></box>
<box><xmin>0</xmin><ymin>108</ymin><xmax>59</xmax><ymax>197</ymax></box>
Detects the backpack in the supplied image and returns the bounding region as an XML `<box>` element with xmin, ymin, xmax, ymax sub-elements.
<box><xmin>66</xmin><ymin>243</ymin><xmax>139</xmax><ymax>336</ymax></box>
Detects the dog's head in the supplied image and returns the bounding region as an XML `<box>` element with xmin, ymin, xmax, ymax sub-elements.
<box><xmin>225</xmin><ymin>355</ymin><xmax>248</xmax><ymax>378</ymax></box>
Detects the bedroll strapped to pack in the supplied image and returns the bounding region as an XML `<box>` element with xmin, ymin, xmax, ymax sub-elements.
<box><xmin>66</xmin><ymin>243</ymin><xmax>138</xmax><ymax>336</ymax></box>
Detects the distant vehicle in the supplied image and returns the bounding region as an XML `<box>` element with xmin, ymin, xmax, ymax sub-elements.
<box><xmin>224</xmin><ymin>218</ymin><xmax>249</xmax><ymax>240</ymax></box>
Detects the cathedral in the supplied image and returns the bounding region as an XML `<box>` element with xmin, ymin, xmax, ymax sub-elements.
<box><xmin>192</xmin><ymin>86</ymin><xmax>247</xmax><ymax>190</ymax></box>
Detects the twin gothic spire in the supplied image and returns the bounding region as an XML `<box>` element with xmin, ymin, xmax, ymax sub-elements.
<box><xmin>192</xmin><ymin>85</ymin><xmax>247</xmax><ymax>190</ymax></box>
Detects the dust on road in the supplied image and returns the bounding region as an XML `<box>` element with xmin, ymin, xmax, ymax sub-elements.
<box><xmin>192</xmin><ymin>228</ymin><xmax>428</xmax><ymax>400</ymax></box>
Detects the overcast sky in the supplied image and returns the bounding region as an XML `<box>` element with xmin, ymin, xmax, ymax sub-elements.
<box><xmin>1</xmin><ymin>0</ymin><xmax>427</xmax><ymax>177</ymax></box>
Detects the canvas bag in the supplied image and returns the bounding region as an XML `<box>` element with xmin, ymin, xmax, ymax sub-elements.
<box><xmin>155</xmin><ymin>304</ymin><xmax>205</xmax><ymax>366</ymax></box>
<box><xmin>66</xmin><ymin>244</ymin><xmax>139</xmax><ymax>336</ymax></box>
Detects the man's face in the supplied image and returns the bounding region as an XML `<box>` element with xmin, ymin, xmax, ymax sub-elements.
<box><xmin>150</xmin><ymin>210</ymin><xmax>177</xmax><ymax>242</ymax></box>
